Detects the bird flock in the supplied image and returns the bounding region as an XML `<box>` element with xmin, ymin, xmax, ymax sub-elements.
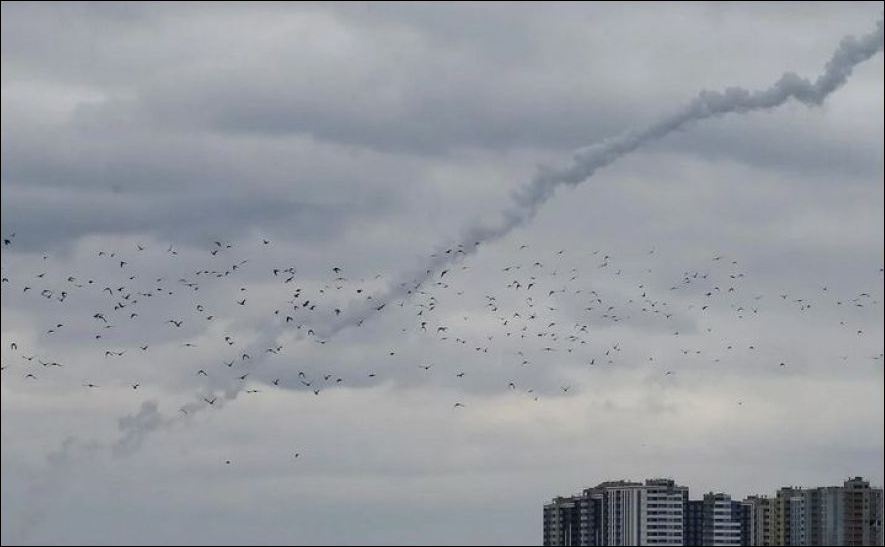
<box><xmin>1</xmin><ymin>231</ymin><xmax>883</xmax><ymax>462</ymax></box>
<box><xmin>2</xmin><ymin>18</ymin><xmax>883</xmax><ymax>467</ymax></box>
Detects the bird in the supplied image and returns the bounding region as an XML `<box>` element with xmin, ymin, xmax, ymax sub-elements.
<box><xmin>2</xmin><ymin>224</ymin><xmax>881</xmax><ymax>469</ymax></box>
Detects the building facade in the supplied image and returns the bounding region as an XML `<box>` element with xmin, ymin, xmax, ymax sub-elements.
<box><xmin>543</xmin><ymin>479</ymin><xmax>688</xmax><ymax>546</ymax></box>
<box><xmin>701</xmin><ymin>493</ymin><xmax>743</xmax><ymax>546</ymax></box>
<box><xmin>841</xmin><ymin>477</ymin><xmax>883</xmax><ymax>547</ymax></box>
<box><xmin>599</xmin><ymin>479</ymin><xmax>687</xmax><ymax>546</ymax></box>
<box><xmin>543</xmin><ymin>477</ymin><xmax>882</xmax><ymax>547</ymax></box>
<box><xmin>685</xmin><ymin>500</ymin><xmax>704</xmax><ymax>547</ymax></box>
<box><xmin>741</xmin><ymin>496</ymin><xmax>772</xmax><ymax>546</ymax></box>
<box><xmin>544</xmin><ymin>496</ymin><xmax>583</xmax><ymax>546</ymax></box>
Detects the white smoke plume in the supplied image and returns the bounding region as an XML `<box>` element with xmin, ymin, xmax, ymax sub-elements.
<box><xmin>215</xmin><ymin>16</ymin><xmax>885</xmax><ymax>405</ymax></box>
<box><xmin>318</xmin><ymin>17</ymin><xmax>884</xmax><ymax>339</ymax></box>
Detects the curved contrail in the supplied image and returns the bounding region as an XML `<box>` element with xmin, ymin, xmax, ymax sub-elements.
<box><xmin>125</xmin><ymin>17</ymin><xmax>885</xmax><ymax>437</ymax></box>
<box><xmin>317</xmin><ymin>17</ymin><xmax>885</xmax><ymax>339</ymax></box>
<box><xmin>158</xmin><ymin>15</ymin><xmax>884</xmax><ymax>430</ymax></box>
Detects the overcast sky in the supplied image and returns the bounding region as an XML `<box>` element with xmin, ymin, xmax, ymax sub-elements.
<box><xmin>1</xmin><ymin>3</ymin><xmax>883</xmax><ymax>546</ymax></box>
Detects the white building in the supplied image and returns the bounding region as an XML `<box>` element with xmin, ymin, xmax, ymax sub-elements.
<box><xmin>601</xmin><ymin>479</ymin><xmax>687</xmax><ymax>546</ymax></box>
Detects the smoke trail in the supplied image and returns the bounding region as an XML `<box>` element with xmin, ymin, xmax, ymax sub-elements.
<box><xmin>100</xmin><ymin>17</ymin><xmax>885</xmax><ymax>435</ymax></box>
<box><xmin>5</xmin><ymin>401</ymin><xmax>202</xmax><ymax>544</ymax></box>
<box><xmin>205</xmin><ymin>16</ymin><xmax>885</xmax><ymax>407</ymax></box>
<box><xmin>317</xmin><ymin>17</ymin><xmax>884</xmax><ymax>339</ymax></box>
<box><xmin>3</xmin><ymin>437</ymin><xmax>101</xmax><ymax>545</ymax></box>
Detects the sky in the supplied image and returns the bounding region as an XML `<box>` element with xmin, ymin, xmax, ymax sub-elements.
<box><xmin>1</xmin><ymin>2</ymin><xmax>883</xmax><ymax>545</ymax></box>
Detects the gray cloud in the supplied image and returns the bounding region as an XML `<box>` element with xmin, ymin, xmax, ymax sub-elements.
<box><xmin>2</xmin><ymin>3</ymin><xmax>883</xmax><ymax>546</ymax></box>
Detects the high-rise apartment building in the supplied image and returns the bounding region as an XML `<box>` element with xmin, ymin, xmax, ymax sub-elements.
<box><xmin>764</xmin><ymin>478</ymin><xmax>883</xmax><ymax>546</ymax></box>
<box><xmin>685</xmin><ymin>500</ymin><xmax>704</xmax><ymax>546</ymax></box>
<box><xmin>599</xmin><ymin>479</ymin><xmax>687</xmax><ymax>546</ymax></box>
<box><xmin>701</xmin><ymin>493</ymin><xmax>743</xmax><ymax>546</ymax></box>
<box><xmin>544</xmin><ymin>496</ymin><xmax>583</xmax><ymax>547</ymax></box>
<box><xmin>771</xmin><ymin>486</ymin><xmax>806</xmax><ymax>546</ymax></box>
<box><xmin>741</xmin><ymin>496</ymin><xmax>772</xmax><ymax>546</ymax></box>
<box><xmin>841</xmin><ymin>477</ymin><xmax>883</xmax><ymax>547</ymax></box>
<box><xmin>543</xmin><ymin>479</ymin><xmax>688</xmax><ymax>546</ymax></box>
